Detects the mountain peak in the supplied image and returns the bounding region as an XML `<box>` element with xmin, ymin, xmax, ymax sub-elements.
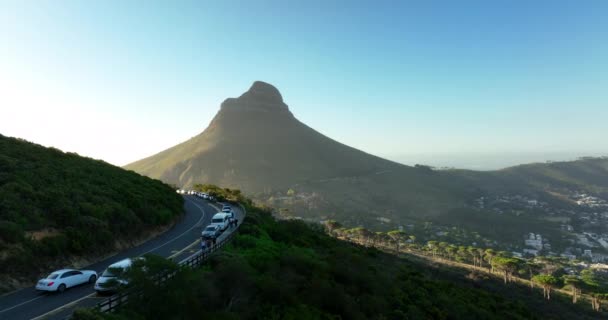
<box><xmin>246</xmin><ymin>81</ymin><xmax>283</xmax><ymax>102</ymax></box>
<box><xmin>220</xmin><ymin>81</ymin><xmax>291</xmax><ymax>116</ymax></box>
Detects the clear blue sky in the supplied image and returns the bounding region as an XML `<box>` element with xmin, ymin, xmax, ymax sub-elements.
<box><xmin>1</xmin><ymin>1</ymin><xmax>606</xmax><ymax>168</ymax></box>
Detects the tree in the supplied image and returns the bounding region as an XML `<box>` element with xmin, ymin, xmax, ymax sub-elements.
<box><xmin>492</xmin><ymin>257</ymin><xmax>522</xmax><ymax>284</ymax></box>
<box><xmin>286</xmin><ymin>189</ymin><xmax>295</xmax><ymax>196</ymax></box>
<box><xmin>467</xmin><ymin>246</ymin><xmax>483</xmax><ymax>268</ymax></box>
<box><xmin>323</xmin><ymin>220</ymin><xmax>341</xmax><ymax>236</ymax></box>
<box><xmin>446</xmin><ymin>245</ymin><xmax>457</xmax><ymax>261</ymax></box>
<box><xmin>387</xmin><ymin>230</ymin><xmax>407</xmax><ymax>254</ymax></box>
<box><xmin>374</xmin><ymin>231</ymin><xmax>390</xmax><ymax>248</ymax></box>
<box><xmin>438</xmin><ymin>242</ymin><xmax>449</xmax><ymax>259</ymax></box>
<box><xmin>532</xmin><ymin>274</ymin><xmax>558</xmax><ymax>300</ymax></box>
<box><xmin>427</xmin><ymin>241</ymin><xmax>439</xmax><ymax>258</ymax></box>
<box><xmin>581</xmin><ymin>269</ymin><xmax>606</xmax><ymax>311</ymax></box>
<box><xmin>483</xmin><ymin>249</ymin><xmax>496</xmax><ymax>273</ymax></box>
<box><xmin>562</xmin><ymin>275</ymin><xmax>583</xmax><ymax>303</ymax></box>
<box><xmin>536</xmin><ymin>256</ymin><xmax>565</xmax><ymax>275</ymax></box>
<box><xmin>524</xmin><ymin>261</ymin><xmax>542</xmax><ymax>290</ymax></box>
<box><xmin>349</xmin><ymin>227</ymin><xmax>374</xmax><ymax>246</ymax></box>
<box><xmin>455</xmin><ymin>246</ymin><xmax>469</xmax><ymax>263</ymax></box>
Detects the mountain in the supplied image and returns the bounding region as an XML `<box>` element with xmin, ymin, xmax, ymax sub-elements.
<box><xmin>126</xmin><ymin>81</ymin><xmax>608</xmax><ymax>246</ymax></box>
<box><xmin>126</xmin><ymin>81</ymin><xmax>404</xmax><ymax>191</ymax></box>
<box><xmin>0</xmin><ymin>134</ymin><xmax>183</xmax><ymax>293</ymax></box>
<box><xmin>126</xmin><ymin>82</ymin><xmax>480</xmax><ymax>225</ymax></box>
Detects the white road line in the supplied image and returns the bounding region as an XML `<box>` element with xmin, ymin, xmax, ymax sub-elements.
<box><xmin>0</xmin><ymin>197</ymin><xmax>207</xmax><ymax>317</ymax></box>
<box><xmin>29</xmin><ymin>293</ymin><xmax>99</xmax><ymax>320</ymax></box>
<box><xmin>0</xmin><ymin>286</ymin><xmax>29</xmax><ymax>299</ymax></box>
<box><xmin>140</xmin><ymin>198</ymin><xmax>206</xmax><ymax>255</ymax></box>
<box><xmin>0</xmin><ymin>295</ymin><xmax>45</xmax><ymax>314</ymax></box>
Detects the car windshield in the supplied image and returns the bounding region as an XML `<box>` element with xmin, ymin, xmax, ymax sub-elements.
<box><xmin>102</xmin><ymin>268</ymin><xmax>123</xmax><ymax>278</ymax></box>
<box><xmin>212</xmin><ymin>218</ymin><xmax>223</xmax><ymax>223</ymax></box>
<box><xmin>204</xmin><ymin>226</ymin><xmax>216</xmax><ymax>232</ymax></box>
<box><xmin>102</xmin><ymin>269</ymin><xmax>116</xmax><ymax>277</ymax></box>
<box><xmin>47</xmin><ymin>273</ymin><xmax>59</xmax><ymax>279</ymax></box>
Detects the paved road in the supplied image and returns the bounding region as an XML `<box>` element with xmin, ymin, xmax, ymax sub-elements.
<box><xmin>0</xmin><ymin>195</ymin><xmax>237</xmax><ymax>320</ymax></box>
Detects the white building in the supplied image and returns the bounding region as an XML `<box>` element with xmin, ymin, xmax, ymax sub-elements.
<box><xmin>524</xmin><ymin>249</ymin><xmax>539</xmax><ymax>256</ymax></box>
<box><xmin>525</xmin><ymin>233</ymin><xmax>543</xmax><ymax>250</ymax></box>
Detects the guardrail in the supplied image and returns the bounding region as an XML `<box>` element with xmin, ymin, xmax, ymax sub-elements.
<box><xmin>94</xmin><ymin>202</ymin><xmax>245</xmax><ymax>314</ymax></box>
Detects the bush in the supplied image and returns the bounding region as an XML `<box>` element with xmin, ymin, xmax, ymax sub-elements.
<box><xmin>0</xmin><ymin>220</ymin><xmax>24</xmax><ymax>243</ymax></box>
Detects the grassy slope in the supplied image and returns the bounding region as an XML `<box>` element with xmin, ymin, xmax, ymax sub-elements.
<box><xmin>0</xmin><ymin>134</ymin><xmax>183</xmax><ymax>292</ymax></box>
<box><xmin>75</xmin><ymin>203</ymin><xmax>602</xmax><ymax>320</ymax></box>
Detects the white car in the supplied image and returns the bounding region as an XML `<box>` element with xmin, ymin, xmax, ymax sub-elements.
<box><xmin>221</xmin><ymin>207</ymin><xmax>234</xmax><ymax>218</ymax></box>
<box><xmin>210</xmin><ymin>212</ymin><xmax>231</xmax><ymax>231</ymax></box>
<box><xmin>36</xmin><ymin>269</ymin><xmax>97</xmax><ymax>293</ymax></box>
<box><xmin>95</xmin><ymin>258</ymin><xmax>139</xmax><ymax>293</ymax></box>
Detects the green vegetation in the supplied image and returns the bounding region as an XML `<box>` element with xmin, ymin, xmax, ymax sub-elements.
<box><xmin>74</xmin><ymin>196</ymin><xmax>604</xmax><ymax>319</ymax></box>
<box><xmin>329</xmin><ymin>223</ymin><xmax>608</xmax><ymax>315</ymax></box>
<box><xmin>0</xmin><ymin>134</ymin><xmax>183</xmax><ymax>292</ymax></box>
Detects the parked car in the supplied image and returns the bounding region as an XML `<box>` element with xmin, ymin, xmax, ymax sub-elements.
<box><xmin>201</xmin><ymin>224</ymin><xmax>222</xmax><ymax>239</ymax></box>
<box><xmin>94</xmin><ymin>258</ymin><xmax>142</xmax><ymax>294</ymax></box>
<box><xmin>36</xmin><ymin>269</ymin><xmax>97</xmax><ymax>293</ymax></box>
<box><xmin>223</xmin><ymin>209</ymin><xmax>235</xmax><ymax>218</ymax></box>
<box><xmin>210</xmin><ymin>212</ymin><xmax>231</xmax><ymax>231</ymax></box>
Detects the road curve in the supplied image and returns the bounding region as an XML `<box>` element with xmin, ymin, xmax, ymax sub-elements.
<box><xmin>0</xmin><ymin>195</ymin><xmax>220</xmax><ymax>320</ymax></box>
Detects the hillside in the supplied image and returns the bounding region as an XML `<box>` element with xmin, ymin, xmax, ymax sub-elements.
<box><xmin>459</xmin><ymin>157</ymin><xmax>608</xmax><ymax>198</ymax></box>
<box><xmin>0</xmin><ymin>134</ymin><xmax>183</xmax><ymax>293</ymax></box>
<box><xmin>74</xmin><ymin>201</ymin><xmax>602</xmax><ymax>320</ymax></box>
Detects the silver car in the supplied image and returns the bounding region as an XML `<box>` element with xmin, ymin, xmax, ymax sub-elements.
<box><xmin>201</xmin><ymin>225</ymin><xmax>221</xmax><ymax>239</ymax></box>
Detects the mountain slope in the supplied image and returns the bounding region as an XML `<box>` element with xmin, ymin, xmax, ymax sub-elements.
<box><xmin>0</xmin><ymin>134</ymin><xmax>183</xmax><ymax>292</ymax></box>
<box><xmin>462</xmin><ymin>157</ymin><xmax>608</xmax><ymax>197</ymax></box>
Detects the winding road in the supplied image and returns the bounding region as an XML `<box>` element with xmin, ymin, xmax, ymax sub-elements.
<box><xmin>0</xmin><ymin>195</ymin><xmax>242</xmax><ymax>320</ymax></box>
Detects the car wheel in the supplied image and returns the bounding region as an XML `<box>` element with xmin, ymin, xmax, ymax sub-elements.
<box><xmin>89</xmin><ymin>275</ymin><xmax>97</xmax><ymax>283</ymax></box>
<box><xmin>57</xmin><ymin>284</ymin><xmax>66</xmax><ymax>293</ymax></box>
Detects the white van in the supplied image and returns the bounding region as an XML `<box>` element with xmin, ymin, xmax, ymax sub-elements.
<box><xmin>94</xmin><ymin>258</ymin><xmax>140</xmax><ymax>293</ymax></box>
<box><xmin>210</xmin><ymin>213</ymin><xmax>230</xmax><ymax>231</ymax></box>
